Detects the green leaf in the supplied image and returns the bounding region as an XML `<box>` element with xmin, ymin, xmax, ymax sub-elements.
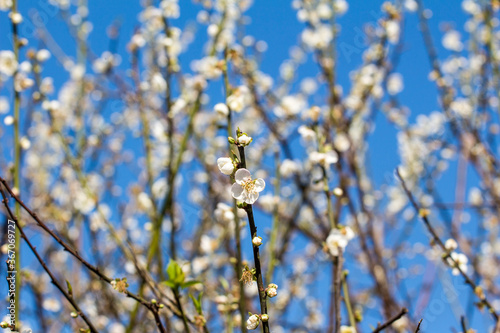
<box><xmin>189</xmin><ymin>293</ymin><xmax>202</xmax><ymax>313</ymax></box>
<box><xmin>66</xmin><ymin>280</ymin><xmax>73</xmax><ymax>297</ymax></box>
<box><xmin>166</xmin><ymin>260</ymin><xmax>185</xmax><ymax>285</ymax></box>
<box><xmin>181</xmin><ymin>280</ymin><xmax>201</xmax><ymax>289</ymax></box>
<box><xmin>163</xmin><ymin>280</ymin><xmax>177</xmax><ymax>289</ymax></box>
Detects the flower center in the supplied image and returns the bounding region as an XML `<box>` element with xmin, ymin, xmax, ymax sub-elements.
<box><xmin>241</xmin><ymin>179</ymin><xmax>256</xmax><ymax>193</ymax></box>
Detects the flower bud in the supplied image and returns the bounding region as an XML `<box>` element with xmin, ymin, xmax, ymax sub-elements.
<box><xmin>238</xmin><ymin>134</ymin><xmax>252</xmax><ymax>146</ymax></box>
<box><xmin>261</xmin><ymin>314</ymin><xmax>269</xmax><ymax>322</ymax></box>
<box><xmin>246</xmin><ymin>314</ymin><xmax>260</xmax><ymax>330</ymax></box>
<box><xmin>252</xmin><ymin>236</ymin><xmax>262</xmax><ymax>247</ymax></box>
<box><xmin>266</xmin><ymin>283</ymin><xmax>278</xmax><ymax>298</ymax></box>
<box><xmin>217</xmin><ymin>157</ymin><xmax>234</xmax><ymax>175</ymax></box>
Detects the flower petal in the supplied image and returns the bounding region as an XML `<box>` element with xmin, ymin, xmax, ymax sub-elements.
<box><xmin>235</xmin><ymin>168</ymin><xmax>251</xmax><ymax>184</ymax></box>
<box><xmin>254</xmin><ymin>178</ymin><xmax>265</xmax><ymax>192</ymax></box>
<box><xmin>217</xmin><ymin>157</ymin><xmax>234</xmax><ymax>175</ymax></box>
<box><xmin>231</xmin><ymin>183</ymin><xmax>245</xmax><ymax>200</ymax></box>
<box><xmin>246</xmin><ymin>191</ymin><xmax>259</xmax><ymax>204</ymax></box>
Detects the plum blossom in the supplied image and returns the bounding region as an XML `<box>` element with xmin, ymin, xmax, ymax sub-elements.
<box><xmin>0</xmin><ymin>50</ymin><xmax>17</xmax><ymax>76</ymax></box>
<box><xmin>246</xmin><ymin>314</ymin><xmax>260</xmax><ymax>330</ymax></box>
<box><xmin>217</xmin><ymin>157</ymin><xmax>234</xmax><ymax>175</ymax></box>
<box><xmin>448</xmin><ymin>252</ymin><xmax>468</xmax><ymax>275</ymax></box>
<box><xmin>326</xmin><ymin>226</ymin><xmax>355</xmax><ymax>256</ymax></box>
<box><xmin>266</xmin><ymin>283</ymin><xmax>278</xmax><ymax>298</ymax></box>
<box><xmin>231</xmin><ymin>168</ymin><xmax>265</xmax><ymax>204</ymax></box>
<box><xmin>227</xmin><ymin>85</ymin><xmax>252</xmax><ymax>112</ymax></box>
<box><xmin>238</xmin><ymin>134</ymin><xmax>252</xmax><ymax>146</ymax></box>
<box><xmin>0</xmin><ymin>0</ymin><xmax>12</xmax><ymax>11</ymax></box>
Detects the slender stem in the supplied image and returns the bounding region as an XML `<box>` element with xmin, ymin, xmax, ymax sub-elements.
<box><xmin>0</xmin><ymin>177</ymin><xmax>168</xmax><ymax>332</ymax></box>
<box><xmin>372</xmin><ymin>308</ymin><xmax>408</xmax><ymax>333</ymax></box>
<box><xmin>396</xmin><ymin>168</ymin><xmax>499</xmax><ymax>321</ymax></box>
<box><xmin>266</xmin><ymin>150</ymin><xmax>280</xmax><ymax>283</ymax></box>
<box><xmin>173</xmin><ymin>288</ymin><xmax>191</xmax><ymax>333</ymax></box>
<box><xmin>342</xmin><ymin>272</ymin><xmax>357</xmax><ymax>332</ymax></box>
<box><xmin>237</xmin><ymin>146</ymin><xmax>270</xmax><ymax>333</ymax></box>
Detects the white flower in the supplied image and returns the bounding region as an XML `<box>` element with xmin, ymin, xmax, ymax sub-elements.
<box><xmin>448</xmin><ymin>252</ymin><xmax>468</xmax><ymax>275</ymax></box>
<box><xmin>326</xmin><ymin>227</ymin><xmax>355</xmax><ymax>256</ymax></box>
<box><xmin>231</xmin><ymin>168</ymin><xmax>265</xmax><ymax>205</ymax></box>
<box><xmin>387</xmin><ymin>73</ymin><xmax>404</xmax><ymax>95</ymax></box>
<box><xmin>192</xmin><ymin>56</ymin><xmax>221</xmax><ymax>79</ymax></box>
<box><xmin>333</xmin><ymin>0</ymin><xmax>348</xmax><ymax>15</ymax></box>
<box><xmin>137</xmin><ymin>192</ymin><xmax>153</xmax><ymax>211</ymax></box>
<box><xmin>14</xmin><ymin>73</ymin><xmax>34</xmax><ymax>92</ymax></box>
<box><xmin>450</xmin><ymin>98</ymin><xmax>473</xmax><ymax>118</ymax></box>
<box><xmin>309</xmin><ymin>151</ymin><xmax>338</xmax><ymax>166</ymax></box>
<box><xmin>340</xmin><ymin>326</ymin><xmax>356</xmax><ymax>333</ymax></box>
<box><xmin>444</xmin><ymin>238</ymin><xmax>457</xmax><ymax>251</ymax></box>
<box><xmin>301</xmin><ymin>24</ymin><xmax>333</xmax><ymax>49</ymax></box>
<box><xmin>160</xmin><ymin>0</ymin><xmax>180</xmax><ymax>18</ymax></box>
<box><xmin>227</xmin><ymin>86</ymin><xmax>252</xmax><ymax>112</ymax></box>
<box><xmin>43</xmin><ymin>298</ymin><xmax>61</xmax><ymax>312</ymax></box>
<box><xmin>252</xmin><ymin>236</ymin><xmax>262</xmax><ymax>247</ymax></box>
<box><xmin>317</xmin><ymin>3</ymin><xmax>332</xmax><ymax>19</ymax></box>
<box><xmin>214</xmin><ymin>103</ymin><xmax>229</xmax><ymax>117</ymax></box>
<box><xmin>385</xmin><ymin>20</ymin><xmax>400</xmax><ymax>44</ymax></box>
<box><xmin>280</xmin><ymin>159</ymin><xmax>299</xmax><ymax>178</ymax></box>
<box><xmin>246</xmin><ymin>314</ymin><xmax>260</xmax><ymax>330</ymax></box>
<box><xmin>298</xmin><ymin>125</ymin><xmax>316</xmax><ymax>141</ymax></box>
<box><xmin>150</xmin><ymin>72</ymin><xmax>167</xmax><ymax>93</ymax></box>
<box><xmin>266</xmin><ymin>283</ymin><xmax>278</xmax><ymax>298</ymax></box>
<box><xmin>0</xmin><ymin>50</ymin><xmax>17</xmax><ymax>76</ymax></box>
<box><xmin>334</xmin><ymin>133</ymin><xmax>351</xmax><ymax>152</ymax></box>
<box><xmin>217</xmin><ymin>157</ymin><xmax>234</xmax><ymax>175</ymax></box>
<box><xmin>214</xmin><ymin>203</ymin><xmax>235</xmax><ymax>223</ymax></box>
<box><xmin>0</xmin><ymin>0</ymin><xmax>12</xmax><ymax>11</ymax></box>
<box><xmin>442</xmin><ymin>30</ymin><xmax>463</xmax><ymax>52</ymax></box>
<box><xmin>36</xmin><ymin>49</ymin><xmax>51</xmax><ymax>62</ymax></box>
<box><xmin>238</xmin><ymin>134</ymin><xmax>252</xmax><ymax>146</ymax></box>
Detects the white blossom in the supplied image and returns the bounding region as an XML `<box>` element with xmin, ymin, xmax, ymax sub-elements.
<box><xmin>238</xmin><ymin>134</ymin><xmax>252</xmax><ymax>146</ymax></box>
<box><xmin>0</xmin><ymin>50</ymin><xmax>17</xmax><ymax>76</ymax></box>
<box><xmin>0</xmin><ymin>0</ymin><xmax>12</xmax><ymax>11</ymax></box>
<box><xmin>231</xmin><ymin>168</ymin><xmax>265</xmax><ymax>204</ymax></box>
<box><xmin>246</xmin><ymin>314</ymin><xmax>260</xmax><ymax>330</ymax></box>
<box><xmin>448</xmin><ymin>252</ymin><xmax>468</xmax><ymax>275</ymax></box>
<box><xmin>326</xmin><ymin>227</ymin><xmax>355</xmax><ymax>256</ymax></box>
<box><xmin>217</xmin><ymin>157</ymin><xmax>234</xmax><ymax>175</ymax></box>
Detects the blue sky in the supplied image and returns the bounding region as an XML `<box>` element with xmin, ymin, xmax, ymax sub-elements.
<box><xmin>0</xmin><ymin>0</ymin><xmax>490</xmax><ymax>332</ymax></box>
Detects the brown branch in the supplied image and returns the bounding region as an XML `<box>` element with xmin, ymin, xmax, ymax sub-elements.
<box><xmin>396</xmin><ymin>168</ymin><xmax>499</xmax><ymax>322</ymax></box>
<box><xmin>0</xmin><ymin>186</ymin><xmax>98</xmax><ymax>333</ymax></box>
<box><xmin>372</xmin><ymin>307</ymin><xmax>408</xmax><ymax>333</ymax></box>
<box><xmin>0</xmin><ymin>176</ymin><xmax>167</xmax><ymax>333</ymax></box>
<box><xmin>238</xmin><ymin>145</ymin><xmax>270</xmax><ymax>333</ymax></box>
<box><xmin>414</xmin><ymin>319</ymin><xmax>423</xmax><ymax>333</ymax></box>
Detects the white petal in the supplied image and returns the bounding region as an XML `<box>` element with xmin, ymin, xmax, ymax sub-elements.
<box><xmin>246</xmin><ymin>191</ymin><xmax>259</xmax><ymax>204</ymax></box>
<box><xmin>217</xmin><ymin>157</ymin><xmax>234</xmax><ymax>175</ymax></box>
<box><xmin>231</xmin><ymin>183</ymin><xmax>245</xmax><ymax>200</ymax></box>
<box><xmin>235</xmin><ymin>168</ymin><xmax>251</xmax><ymax>184</ymax></box>
<box><xmin>325</xmin><ymin>150</ymin><xmax>339</xmax><ymax>165</ymax></box>
<box><xmin>254</xmin><ymin>178</ymin><xmax>265</xmax><ymax>192</ymax></box>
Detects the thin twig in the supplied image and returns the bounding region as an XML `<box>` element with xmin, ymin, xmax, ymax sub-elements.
<box><xmin>372</xmin><ymin>308</ymin><xmax>408</xmax><ymax>333</ymax></box>
<box><xmin>396</xmin><ymin>168</ymin><xmax>499</xmax><ymax>322</ymax></box>
<box><xmin>0</xmin><ymin>176</ymin><xmax>167</xmax><ymax>333</ymax></box>
<box><xmin>238</xmin><ymin>145</ymin><xmax>270</xmax><ymax>333</ymax></box>
<box><xmin>0</xmin><ymin>186</ymin><xmax>98</xmax><ymax>333</ymax></box>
